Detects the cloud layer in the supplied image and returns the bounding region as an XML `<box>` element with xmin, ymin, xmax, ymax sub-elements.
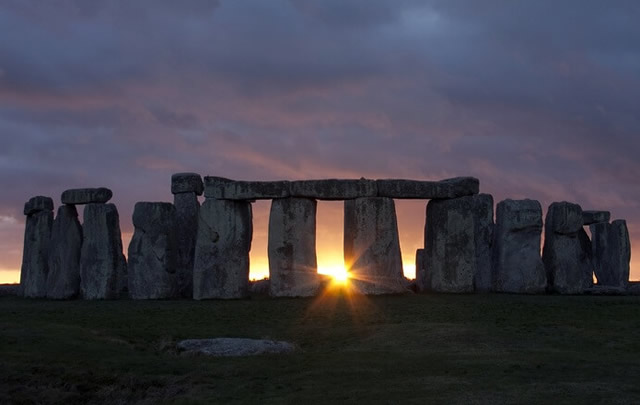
<box><xmin>1</xmin><ymin>0</ymin><xmax>638</xmax><ymax>282</ymax></box>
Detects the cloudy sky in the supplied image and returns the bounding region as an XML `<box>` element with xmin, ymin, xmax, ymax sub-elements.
<box><xmin>1</xmin><ymin>0</ymin><xmax>638</xmax><ymax>282</ymax></box>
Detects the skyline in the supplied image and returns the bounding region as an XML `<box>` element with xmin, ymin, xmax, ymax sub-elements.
<box><xmin>1</xmin><ymin>1</ymin><xmax>639</xmax><ymax>283</ymax></box>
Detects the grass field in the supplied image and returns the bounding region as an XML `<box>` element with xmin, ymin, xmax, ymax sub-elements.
<box><xmin>1</xmin><ymin>290</ymin><xmax>640</xmax><ymax>404</ymax></box>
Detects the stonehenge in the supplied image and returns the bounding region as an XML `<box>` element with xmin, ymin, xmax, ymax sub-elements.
<box><xmin>17</xmin><ymin>174</ymin><xmax>633</xmax><ymax>300</ymax></box>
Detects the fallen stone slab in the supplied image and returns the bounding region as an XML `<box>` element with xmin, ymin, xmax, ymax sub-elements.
<box><xmin>627</xmin><ymin>282</ymin><xmax>640</xmax><ymax>295</ymax></box>
<box><xmin>590</xmin><ymin>220</ymin><xmax>630</xmax><ymax>288</ymax></box>
<box><xmin>47</xmin><ymin>205</ymin><xmax>83</xmax><ymax>299</ymax></box>
<box><xmin>128</xmin><ymin>202</ymin><xmax>179</xmax><ymax>299</ymax></box>
<box><xmin>177</xmin><ymin>338</ymin><xmax>296</xmax><ymax>357</ymax></box>
<box><xmin>376</xmin><ymin>177</ymin><xmax>479</xmax><ymax>199</ymax></box>
<box><xmin>268</xmin><ymin>198</ymin><xmax>319</xmax><ymax>297</ymax></box>
<box><xmin>23</xmin><ymin>196</ymin><xmax>53</xmax><ymax>215</ymax></box>
<box><xmin>61</xmin><ymin>188</ymin><xmax>112</xmax><ymax>205</ymax></box>
<box><xmin>204</xmin><ymin>176</ymin><xmax>290</xmax><ymax>200</ymax></box>
<box><xmin>0</xmin><ymin>284</ymin><xmax>20</xmax><ymax>297</ymax></box>
<box><xmin>344</xmin><ymin>197</ymin><xmax>407</xmax><ymax>295</ymax></box>
<box><xmin>171</xmin><ymin>172</ymin><xmax>204</xmax><ymax>195</ymax></box>
<box><xmin>493</xmin><ymin>199</ymin><xmax>546</xmax><ymax>294</ymax></box>
<box><xmin>584</xmin><ymin>285</ymin><xmax>629</xmax><ymax>296</ymax></box>
<box><xmin>582</xmin><ymin>211</ymin><xmax>611</xmax><ymax>225</ymax></box>
<box><xmin>290</xmin><ymin>179</ymin><xmax>377</xmax><ymax>200</ymax></box>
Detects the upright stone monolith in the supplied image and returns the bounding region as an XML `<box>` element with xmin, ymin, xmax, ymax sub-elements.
<box><xmin>46</xmin><ymin>205</ymin><xmax>82</xmax><ymax>299</ymax></box>
<box><xmin>473</xmin><ymin>194</ymin><xmax>494</xmax><ymax>293</ymax></box>
<box><xmin>542</xmin><ymin>202</ymin><xmax>589</xmax><ymax>294</ymax></box>
<box><xmin>493</xmin><ymin>199</ymin><xmax>546</xmax><ymax>294</ymax></box>
<box><xmin>415</xmin><ymin>248</ymin><xmax>424</xmax><ymax>288</ymax></box>
<box><xmin>193</xmin><ymin>199</ymin><xmax>252</xmax><ymax>299</ymax></box>
<box><xmin>268</xmin><ymin>198</ymin><xmax>319</xmax><ymax>297</ymax></box>
<box><xmin>79</xmin><ymin>203</ymin><xmax>127</xmax><ymax>299</ymax></box>
<box><xmin>128</xmin><ymin>202</ymin><xmax>178</xmax><ymax>299</ymax></box>
<box><xmin>344</xmin><ymin>197</ymin><xmax>406</xmax><ymax>295</ymax></box>
<box><xmin>20</xmin><ymin>196</ymin><xmax>54</xmax><ymax>298</ymax></box>
<box><xmin>578</xmin><ymin>228</ymin><xmax>595</xmax><ymax>289</ymax></box>
<box><xmin>172</xmin><ymin>172</ymin><xmax>203</xmax><ymax>298</ymax></box>
<box><xmin>590</xmin><ymin>220</ymin><xmax>630</xmax><ymax>288</ymax></box>
<box><xmin>422</xmin><ymin>196</ymin><xmax>475</xmax><ymax>293</ymax></box>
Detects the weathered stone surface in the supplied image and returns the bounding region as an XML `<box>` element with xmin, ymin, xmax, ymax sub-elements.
<box><xmin>46</xmin><ymin>205</ymin><xmax>82</xmax><ymax>299</ymax></box>
<box><xmin>590</xmin><ymin>220</ymin><xmax>630</xmax><ymax>288</ymax></box>
<box><xmin>290</xmin><ymin>179</ymin><xmax>376</xmax><ymax>200</ymax></box>
<box><xmin>177</xmin><ymin>338</ymin><xmax>296</xmax><ymax>357</ymax></box>
<box><xmin>61</xmin><ymin>188</ymin><xmax>112</xmax><ymax>205</ymax></box>
<box><xmin>204</xmin><ymin>176</ymin><xmax>289</xmax><ymax>200</ymax></box>
<box><xmin>542</xmin><ymin>202</ymin><xmax>588</xmax><ymax>294</ymax></box>
<box><xmin>473</xmin><ymin>194</ymin><xmax>494</xmax><ymax>293</ymax></box>
<box><xmin>376</xmin><ymin>177</ymin><xmax>479</xmax><ymax>199</ymax></box>
<box><xmin>582</xmin><ymin>210</ymin><xmax>611</xmax><ymax>225</ymax></box>
<box><xmin>128</xmin><ymin>202</ymin><xmax>179</xmax><ymax>299</ymax></box>
<box><xmin>415</xmin><ymin>249</ymin><xmax>424</xmax><ymax>288</ymax></box>
<box><xmin>422</xmin><ymin>196</ymin><xmax>475</xmax><ymax>293</ymax></box>
<box><xmin>493</xmin><ymin>199</ymin><xmax>546</xmax><ymax>294</ymax></box>
<box><xmin>268</xmin><ymin>198</ymin><xmax>319</xmax><ymax>297</ymax></box>
<box><xmin>344</xmin><ymin>197</ymin><xmax>406</xmax><ymax>295</ymax></box>
<box><xmin>174</xmin><ymin>192</ymin><xmax>200</xmax><ymax>298</ymax></box>
<box><xmin>193</xmin><ymin>199</ymin><xmax>252</xmax><ymax>299</ymax></box>
<box><xmin>20</xmin><ymin>202</ymin><xmax>53</xmax><ymax>298</ymax></box>
<box><xmin>171</xmin><ymin>172</ymin><xmax>204</xmax><ymax>195</ymax></box>
<box><xmin>23</xmin><ymin>196</ymin><xmax>53</xmax><ymax>216</ymax></box>
<box><xmin>249</xmin><ymin>278</ymin><xmax>270</xmax><ymax>296</ymax></box>
<box><xmin>80</xmin><ymin>203</ymin><xmax>127</xmax><ymax>299</ymax></box>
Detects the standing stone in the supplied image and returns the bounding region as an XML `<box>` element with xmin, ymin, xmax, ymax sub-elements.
<box><xmin>20</xmin><ymin>196</ymin><xmax>54</xmax><ymax>298</ymax></box>
<box><xmin>128</xmin><ymin>202</ymin><xmax>178</xmax><ymax>299</ymax></box>
<box><xmin>422</xmin><ymin>196</ymin><xmax>475</xmax><ymax>293</ymax></box>
<box><xmin>172</xmin><ymin>173</ymin><xmax>203</xmax><ymax>298</ymax></box>
<box><xmin>415</xmin><ymin>249</ymin><xmax>424</xmax><ymax>289</ymax></box>
<box><xmin>344</xmin><ymin>197</ymin><xmax>406</xmax><ymax>295</ymax></box>
<box><xmin>493</xmin><ymin>199</ymin><xmax>546</xmax><ymax>294</ymax></box>
<box><xmin>268</xmin><ymin>198</ymin><xmax>319</xmax><ymax>297</ymax></box>
<box><xmin>46</xmin><ymin>205</ymin><xmax>82</xmax><ymax>299</ymax></box>
<box><xmin>473</xmin><ymin>194</ymin><xmax>494</xmax><ymax>293</ymax></box>
<box><xmin>542</xmin><ymin>202</ymin><xmax>588</xmax><ymax>294</ymax></box>
<box><xmin>590</xmin><ymin>220</ymin><xmax>631</xmax><ymax>288</ymax></box>
<box><xmin>193</xmin><ymin>199</ymin><xmax>252</xmax><ymax>299</ymax></box>
<box><xmin>80</xmin><ymin>203</ymin><xmax>127</xmax><ymax>299</ymax></box>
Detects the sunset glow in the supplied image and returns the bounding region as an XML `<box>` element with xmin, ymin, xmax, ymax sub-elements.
<box><xmin>319</xmin><ymin>265</ymin><xmax>350</xmax><ymax>284</ymax></box>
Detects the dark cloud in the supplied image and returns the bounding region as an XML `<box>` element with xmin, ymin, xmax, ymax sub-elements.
<box><xmin>0</xmin><ymin>0</ymin><xmax>639</xmax><ymax>280</ymax></box>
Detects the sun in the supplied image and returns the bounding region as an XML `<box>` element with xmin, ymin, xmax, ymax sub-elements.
<box><xmin>318</xmin><ymin>265</ymin><xmax>350</xmax><ymax>285</ymax></box>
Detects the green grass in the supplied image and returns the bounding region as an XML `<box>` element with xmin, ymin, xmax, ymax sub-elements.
<box><xmin>2</xmin><ymin>292</ymin><xmax>640</xmax><ymax>404</ymax></box>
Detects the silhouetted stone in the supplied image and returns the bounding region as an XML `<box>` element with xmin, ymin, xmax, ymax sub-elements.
<box><xmin>591</xmin><ymin>220</ymin><xmax>630</xmax><ymax>288</ymax></box>
<box><xmin>23</xmin><ymin>196</ymin><xmax>53</xmax><ymax>216</ymax></box>
<box><xmin>415</xmin><ymin>248</ymin><xmax>424</xmax><ymax>289</ymax></box>
<box><xmin>376</xmin><ymin>177</ymin><xmax>479</xmax><ymax>199</ymax></box>
<box><xmin>290</xmin><ymin>179</ymin><xmax>376</xmax><ymax>200</ymax></box>
<box><xmin>422</xmin><ymin>196</ymin><xmax>475</xmax><ymax>293</ymax></box>
<box><xmin>542</xmin><ymin>202</ymin><xmax>588</xmax><ymax>294</ymax></box>
<box><xmin>128</xmin><ymin>202</ymin><xmax>178</xmax><ymax>299</ymax></box>
<box><xmin>61</xmin><ymin>188</ymin><xmax>112</xmax><ymax>205</ymax></box>
<box><xmin>268</xmin><ymin>198</ymin><xmax>319</xmax><ymax>297</ymax></box>
<box><xmin>473</xmin><ymin>194</ymin><xmax>494</xmax><ymax>293</ymax></box>
<box><xmin>20</xmin><ymin>197</ymin><xmax>54</xmax><ymax>298</ymax></box>
<box><xmin>204</xmin><ymin>177</ymin><xmax>289</xmax><ymax>200</ymax></box>
<box><xmin>174</xmin><ymin>192</ymin><xmax>200</xmax><ymax>298</ymax></box>
<box><xmin>171</xmin><ymin>172</ymin><xmax>204</xmax><ymax>195</ymax></box>
<box><xmin>582</xmin><ymin>210</ymin><xmax>610</xmax><ymax>225</ymax></box>
<box><xmin>46</xmin><ymin>205</ymin><xmax>82</xmax><ymax>299</ymax></box>
<box><xmin>344</xmin><ymin>197</ymin><xmax>406</xmax><ymax>294</ymax></box>
<box><xmin>80</xmin><ymin>203</ymin><xmax>127</xmax><ymax>299</ymax></box>
<box><xmin>0</xmin><ymin>284</ymin><xmax>20</xmax><ymax>297</ymax></box>
<box><xmin>193</xmin><ymin>199</ymin><xmax>252</xmax><ymax>299</ymax></box>
<box><xmin>493</xmin><ymin>199</ymin><xmax>546</xmax><ymax>294</ymax></box>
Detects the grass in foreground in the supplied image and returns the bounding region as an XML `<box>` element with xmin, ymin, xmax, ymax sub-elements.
<box><xmin>1</xmin><ymin>291</ymin><xmax>640</xmax><ymax>404</ymax></box>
